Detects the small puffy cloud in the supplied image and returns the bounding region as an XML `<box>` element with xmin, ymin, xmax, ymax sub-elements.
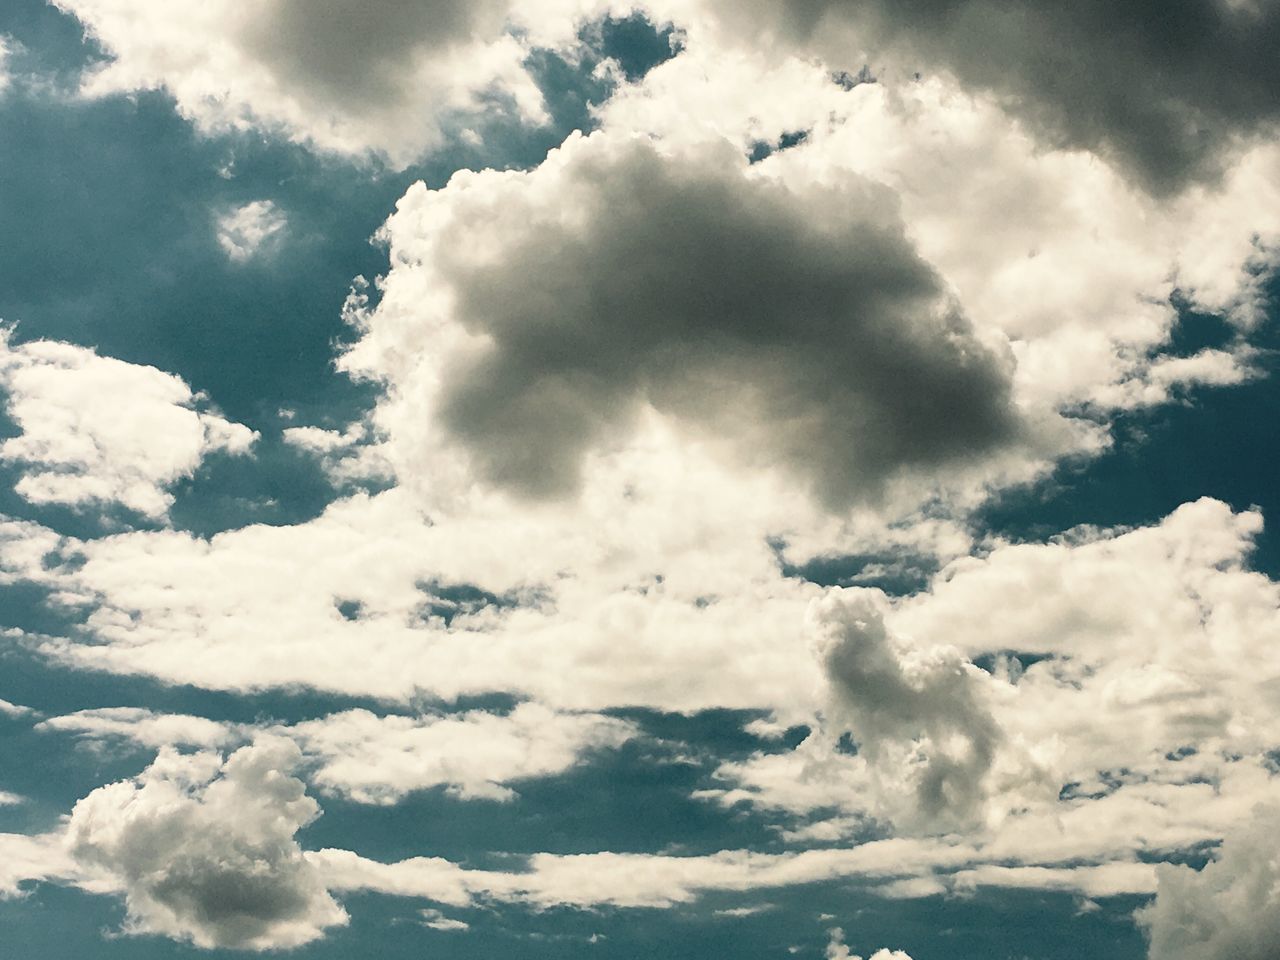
<box><xmin>287</xmin><ymin>703</ymin><xmax>635</xmax><ymax>803</ymax></box>
<box><xmin>0</xmin><ymin>331</ymin><xmax>257</xmax><ymax>518</ymax></box>
<box><xmin>66</xmin><ymin>738</ymin><xmax>347</xmax><ymax>950</ymax></box>
<box><xmin>282</xmin><ymin>420</ymin><xmax>393</xmax><ymax>485</ymax></box>
<box><xmin>0</xmin><ymin>790</ymin><xmax>25</xmax><ymax>806</ymax></box>
<box><xmin>216</xmin><ymin>200</ymin><xmax>287</xmax><ymax>263</ymax></box>
<box><xmin>38</xmin><ymin>707</ymin><xmax>236</xmax><ymax>750</ymax></box>
<box><xmin>0</xmin><ymin>697</ymin><xmax>34</xmax><ymax>718</ymax></box>
<box><xmin>825</xmin><ymin>927</ymin><xmax>913</xmax><ymax>960</ymax></box>
<box><xmin>344</xmin><ymin>131</ymin><xmax>1030</xmax><ymax>509</ymax></box>
<box><xmin>1138</xmin><ymin>809</ymin><xmax>1280</xmax><ymax>960</ymax></box>
<box><xmin>52</xmin><ymin>0</ymin><xmax>616</xmax><ymax>164</ymax></box>
<box><xmin>419</xmin><ymin>908</ymin><xmax>469</xmax><ymax>931</ymax></box>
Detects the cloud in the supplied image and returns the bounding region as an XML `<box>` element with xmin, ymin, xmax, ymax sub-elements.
<box><xmin>699</xmin><ymin>500</ymin><xmax>1280</xmax><ymax>866</ymax></box>
<box><xmin>1137</xmin><ymin>809</ymin><xmax>1280</xmax><ymax>960</ymax></box>
<box><xmin>314</xmin><ymin>835</ymin><xmax>979</xmax><ymax>910</ymax></box>
<box><xmin>343</xmin><ymin>130</ymin><xmax>1028</xmax><ymax>508</ymax></box>
<box><xmin>38</xmin><ymin>707</ymin><xmax>236</xmax><ymax>749</ymax></box>
<box><xmin>0</xmin><ymin>331</ymin><xmax>257</xmax><ymax>518</ymax></box>
<box><xmin>65</xmin><ymin>738</ymin><xmax>347</xmax><ymax>950</ymax></box>
<box><xmin>36</xmin><ymin>703</ymin><xmax>631</xmax><ymax>804</ymax></box>
<box><xmin>676</xmin><ymin>0</ymin><xmax>1280</xmax><ymax>193</ymax></box>
<box><xmin>825</xmin><ymin>927</ymin><xmax>913</xmax><ymax>960</ymax></box>
<box><xmin>0</xmin><ymin>697</ymin><xmax>34</xmax><ymax>718</ymax></box>
<box><xmin>0</xmin><ymin>833</ymin><xmax>78</xmax><ymax>897</ymax></box>
<box><xmin>0</xmin><ymin>36</ymin><xmax>12</xmax><ymax>95</ymax></box>
<box><xmin>808</xmin><ymin>589</ymin><xmax>1015</xmax><ymax>831</ymax></box>
<box><xmin>52</xmin><ymin>0</ymin><xmax>616</xmax><ymax>164</ymax></box>
<box><xmin>287</xmin><ymin>703</ymin><xmax>635</xmax><ymax>803</ymax></box>
<box><xmin>419</xmin><ymin>907</ymin><xmax>470</xmax><ymax>931</ymax></box>
<box><xmin>0</xmin><ymin>790</ymin><xmax>25</xmax><ymax>806</ymax></box>
<box><xmin>216</xmin><ymin>200</ymin><xmax>287</xmax><ymax>263</ymax></box>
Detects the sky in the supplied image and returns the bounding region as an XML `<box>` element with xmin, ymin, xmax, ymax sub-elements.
<box><xmin>0</xmin><ymin>2</ymin><xmax>1279</xmax><ymax>958</ymax></box>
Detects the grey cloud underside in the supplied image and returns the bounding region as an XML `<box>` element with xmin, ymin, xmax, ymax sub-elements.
<box><xmin>237</xmin><ymin>0</ymin><xmax>508</xmax><ymax>112</ymax></box>
<box><xmin>723</xmin><ymin>0</ymin><xmax>1280</xmax><ymax>192</ymax></box>
<box><xmin>67</xmin><ymin>740</ymin><xmax>345</xmax><ymax>950</ymax></box>
<box><xmin>435</xmin><ymin>138</ymin><xmax>1023</xmax><ymax>506</ymax></box>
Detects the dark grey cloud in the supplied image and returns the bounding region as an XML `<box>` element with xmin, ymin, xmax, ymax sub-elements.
<box><xmin>429</xmin><ymin>135</ymin><xmax>1023</xmax><ymax>507</ymax></box>
<box><xmin>711</xmin><ymin>0</ymin><xmax>1280</xmax><ymax>192</ymax></box>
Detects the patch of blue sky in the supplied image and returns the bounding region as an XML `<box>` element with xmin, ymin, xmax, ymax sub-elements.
<box><xmin>976</xmin><ymin>281</ymin><xmax>1280</xmax><ymax>576</ymax></box>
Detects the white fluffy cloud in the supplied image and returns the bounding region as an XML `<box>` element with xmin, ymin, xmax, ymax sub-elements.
<box><xmin>0</xmin><ymin>833</ymin><xmax>78</xmax><ymax>897</ymax></box>
<box><xmin>38</xmin><ymin>707</ymin><xmax>236</xmax><ymax>749</ymax></box>
<box><xmin>53</xmin><ymin>0</ymin><xmax>629</xmax><ymax>164</ymax></box>
<box><xmin>287</xmin><ymin>703</ymin><xmax>635</xmax><ymax>803</ymax></box>
<box><xmin>0</xmin><ymin>331</ymin><xmax>257</xmax><ymax>518</ymax></box>
<box><xmin>66</xmin><ymin>738</ymin><xmax>347</xmax><ymax>950</ymax></box>
<box><xmin>809</xmin><ymin>590</ymin><xmax>1016</xmax><ymax>832</ymax></box>
<box><xmin>700</xmin><ymin>499</ymin><xmax>1280</xmax><ymax>877</ymax></box>
<box><xmin>1137</xmin><ymin>809</ymin><xmax>1280</xmax><ymax>960</ymax></box>
<box><xmin>825</xmin><ymin>927</ymin><xmax>913</xmax><ymax>960</ymax></box>
<box><xmin>216</xmin><ymin>200</ymin><xmax>287</xmax><ymax>263</ymax></box>
<box><xmin>669</xmin><ymin>0</ymin><xmax>1280</xmax><ymax>194</ymax></box>
<box><xmin>35</xmin><ymin>703</ymin><xmax>633</xmax><ymax>805</ymax></box>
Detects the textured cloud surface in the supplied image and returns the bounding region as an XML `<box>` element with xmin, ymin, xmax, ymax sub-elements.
<box><xmin>684</xmin><ymin>0</ymin><xmax>1280</xmax><ymax>192</ymax></box>
<box><xmin>5</xmin><ymin>3</ymin><xmax>1280</xmax><ymax>958</ymax></box>
<box><xmin>1138</xmin><ymin>810</ymin><xmax>1280</xmax><ymax>960</ymax></box>
<box><xmin>53</xmin><ymin>0</ymin><xmax>615</xmax><ymax>162</ymax></box>
<box><xmin>0</xmin><ymin>331</ymin><xmax>256</xmax><ymax>517</ymax></box>
<box><xmin>347</xmin><ymin>132</ymin><xmax>1023</xmax><ymax>505</ymax></box>
<box><xmin>66</xmin><ymin>739</ymin><xmax>347</xmax><ymax>950</ymax></box>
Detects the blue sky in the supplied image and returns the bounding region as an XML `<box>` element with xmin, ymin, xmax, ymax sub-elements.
<box><xmin>1</xmin><ymin>3</ymin><xmax>1279</xmax><ymax>959</ymax></box>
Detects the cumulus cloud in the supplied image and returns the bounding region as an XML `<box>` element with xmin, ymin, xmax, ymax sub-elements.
<box><xmin>677</xmin><ymin>0</ymin><xmax>1280</xmax><ymax>192</ymax></box>
<box><xmin>825</xmin><ymin>927</ymin><xmax>913</xmax><ymax>960</ymax></box>
<box><xmin>0</xmin><ymin>331</ymin><xmax>257</xmax><ymax>518</ymax></box>
<box><xmin>344</xmin><ymin>131</ymin><xmax>1029</xmax><ymax>508</ymax></box>
<box><xmin>52</xmin><ymin>0</ymin><xmax>618</xmax><ymax>163</ymax></box>
<box><xmin>1137</xmin><ymin>809</ymin><xmax>1280</xmax><ymax>960</ymax></box>
<box><xmin>699</xmin><ymin>500</ymin><xmax>1280</xmax><ymax>869</ymax></box>
<box><xmin>287</xmin><ymin>703</ymin><xmax>635</xmax><ymax>803</ymax></box>
<box><xmin>66</xmin><ymin>738</ymin><xmax>347</xmax><ymax>950</ymax></box>
<box><xmin>216</xmin><ymin>200</ymin><xmax>287</xmax><ymax>263</ymax></box>
<box><xmin>809</xmin><ymin>589</ymin><xmax>1016</xmax><ymax>830</ymax></box>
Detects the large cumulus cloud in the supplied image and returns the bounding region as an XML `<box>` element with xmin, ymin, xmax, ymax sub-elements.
<box><xmin>346</xmin><ymin>132</ymin><xmax>1026</xmax><ymax>508</ymax></box>
<box><xmin>66</xmin><ymin>738</ymin><xmax>347</xmax><ymax>950</ymax></box>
